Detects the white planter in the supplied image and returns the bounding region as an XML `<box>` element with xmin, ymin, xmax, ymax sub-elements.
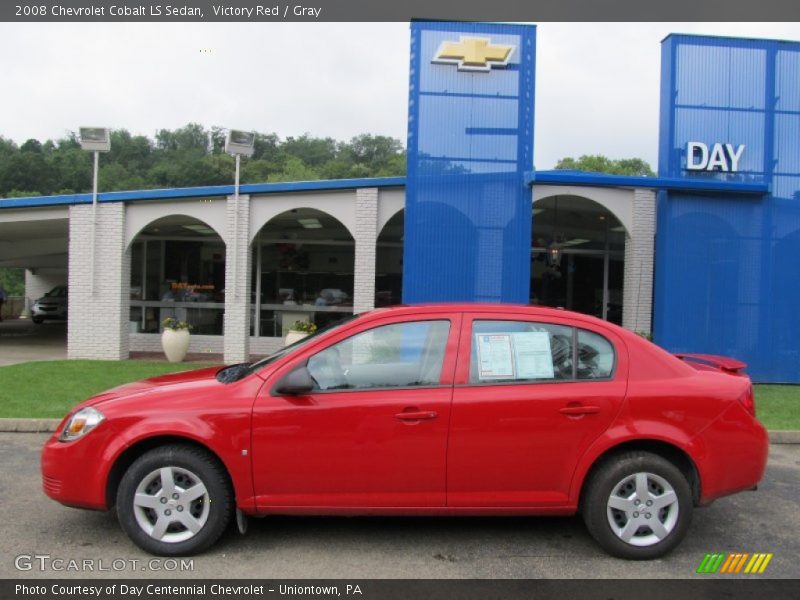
<box><xmin>285</xmin><ymin>330</ymin><xmax>309</xmax><ymax>346</ymax></box>
<box><xmin>161</xmin><ymin>329</ymin><xmax>190</xmax><ymax>363</ymax></box>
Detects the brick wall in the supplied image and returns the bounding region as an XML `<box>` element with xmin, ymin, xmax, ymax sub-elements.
<box><xmin>622</xmin><ymin>189</ymin><xmax>656</xmax><ymax>334</ymax></box>
<box><xmin>353</xmin><ymin>187</ymin><xmax>378</xmax><ymax>314</ymax></box>
<box><xmin>67</xmin><ymin>203</ymin><xmax>130</xmax><ymax>360</ymax></box>
<box><xmin>223</xmin><ymin>194</ymin><xmax>251</xmax><ymax>363</ymax></box>
<box><xmin>60</xmin><ymin>188</ymin><xmax>395</xmax><ymax>362</ymax></box>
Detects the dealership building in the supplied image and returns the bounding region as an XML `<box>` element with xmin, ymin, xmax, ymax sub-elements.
<box><xmin>1</xmin><ymin>22</ymin><xmax>799</xmax><ymax>383</ymax></box>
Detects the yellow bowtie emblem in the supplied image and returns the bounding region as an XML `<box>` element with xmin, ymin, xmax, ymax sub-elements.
<box><xmin>432</xmin><ymin>36</ymin><xmax>515</xmax><ymax>72</ymax></box>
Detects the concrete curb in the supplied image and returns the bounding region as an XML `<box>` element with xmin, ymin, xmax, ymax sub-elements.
<box><xmin>0</xmin><ymin>418</ymin><xmax>62</xmax><ymax>433</ymax></box>
<box><xmin>0</xmin><ymin>419</ymin><xmax>798</xmax><ymax>442</ymax></box>
<box><xmin>767</xmin><ymin>430</ymin><xmax>800</xmax><ymax>444</ymax></box>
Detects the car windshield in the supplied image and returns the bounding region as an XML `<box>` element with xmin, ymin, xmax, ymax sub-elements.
<box><xmin>216</xmin><ymin>314</ymin><xmax>359</xmax><ymax>384</ymax></box>
<box><xmin>45</xmin><ymin>286</ymin><xmax>67</xmax><ymax>298</ymax></box>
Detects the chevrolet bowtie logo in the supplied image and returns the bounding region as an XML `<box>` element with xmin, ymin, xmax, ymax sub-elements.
<box><xmin>432</xmin><ymin>36</ymin><xmax>515</xmax><ymax>72</ymax></box>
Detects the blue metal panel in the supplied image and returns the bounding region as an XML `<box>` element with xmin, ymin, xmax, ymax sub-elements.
<box><xmin>526</xmin><ymin>170</ymin><xmax>769</xmax><ymax>194</ymax></box>
<box><xmin>655</xmin><ymin>34</ymin><xmax>800</xmax><ymax>383</ymax></box>
<box><xmin>0</xmin><ymin>177</ymin><xmax>407</xmax><ymax>210</ymax></box>
<box><xmin>403</xmin><ymin>21</ymin><xmax>536</xmax><ymax>304</ymax></box>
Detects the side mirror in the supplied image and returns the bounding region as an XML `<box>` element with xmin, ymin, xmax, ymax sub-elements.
<box><xmin>274</xmin><ymin>365</ymin><xmax>315</xmax><ymax>396</ymax></box>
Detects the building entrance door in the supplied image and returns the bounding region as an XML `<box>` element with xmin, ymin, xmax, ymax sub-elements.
<box><xmin>531</xmin><ymin>250</ymin><xmax>623</xmax><ymax>324</ymax></box>
<box><xmin>531</xmin><ymin>195</ymin><xmax>626</xmax><ymax>325</ymax></box>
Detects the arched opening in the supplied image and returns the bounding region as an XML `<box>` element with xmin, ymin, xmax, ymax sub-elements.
<box><xmin>532</xmin><ymin>195</ymin><xmax>626</xmax><ymax>324</ymax></box>
<box><xmin>375</xmin><ymin>210</ymin><xmax>404</xmax><ymax>306</ymax></box>
<box><xmin>129</xmin><ymin>215</ymin><xmax>226</xmax><ymax>335</ymax></box>
<box><xmin>250</xmin><ymin>208</ymin><xmax>355</xmax><ymax>338</ymax></box>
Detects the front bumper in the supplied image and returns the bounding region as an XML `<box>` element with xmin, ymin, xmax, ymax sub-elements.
<box><xmin>40</xmin><ymin>422</ymin><xmax>119</xmax><ymax>511</ymax></box>
<box><xmin>32</xmin><ymin>305</ymin><xmax>66</xmax><ymax>319</ymax></box>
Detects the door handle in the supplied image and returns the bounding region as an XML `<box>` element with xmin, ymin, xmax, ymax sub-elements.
<box><xmin>394</xmin><ymin>410</ymin><xmax>438</xmax><ymax>421</ymax></box>
<box><xmin>559</xmin><ymin>405</ymin><xmax>601</xmax><ymax>416</ymax></box>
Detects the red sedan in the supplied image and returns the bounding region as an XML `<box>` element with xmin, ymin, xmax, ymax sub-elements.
<box><xmin>41</xmin><ymin>304</ymin><xmax>768</xmax><ymax>559</ymax></box>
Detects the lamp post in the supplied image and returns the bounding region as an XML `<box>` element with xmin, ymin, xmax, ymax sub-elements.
<box><xmin>224</xmin><ymin>130</ymin><xmax>255</xmax><ymax>299</ymax></box>
<box><xmin>79</xmin><ymin>127</ymin><xmax>111</xmax><ymax>295</ymax></box>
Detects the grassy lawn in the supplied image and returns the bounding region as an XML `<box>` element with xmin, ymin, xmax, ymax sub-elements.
<box><xmin>753</xmin><ymin>384</ymin><xmax>800</xmax><ymax>430</ymax></box>
<box><xmin>0</xmin><ymin>360</ymin><xmax>215</xmax><ymax>419</ymax></box>
<box><xmin>0</xmin><ymin>360</ymin><xmax>797</xmax><ymax>430</ymax></box>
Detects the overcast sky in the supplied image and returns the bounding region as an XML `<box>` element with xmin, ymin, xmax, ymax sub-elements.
<box><xmin>2</xmin><ymin>22</ymin><xmax>800</xmax><ymax>170</ymax></box>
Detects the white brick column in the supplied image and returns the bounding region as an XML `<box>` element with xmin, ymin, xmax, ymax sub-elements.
<box><xmin>223</xmin><ymin>194</ymin><xmax>251</xmax><ymax>363</ymax></box>
<box><xmin>622</xmin><ymin>188</ymin><xmax>656</xmax><ymax>334</ymax></box>
<box><xmin>353</xmin><ymin>187</ymin><xmax>379</xmax><ymax>314</ymax></box>
<box><xmin>67</xmin><ymin>203</ymin><xmax>130</xmax><ymax>360</ymax></box>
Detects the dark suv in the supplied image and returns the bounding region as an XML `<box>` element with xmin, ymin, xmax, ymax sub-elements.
<box><xmin>31</xmin><ymin>286</ymin><xmax>67</xmax><ymax>324</ymax></box>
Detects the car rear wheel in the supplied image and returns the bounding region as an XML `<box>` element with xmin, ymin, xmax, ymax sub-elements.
<box><xmin>116</xmin><ymin>444</ymin><xmax>233</xmax><ymax>556</ymax></box>
<box><xmin>582</xmin><ymin>451</ymin><xmax>693</xmax><ymax>559</ymax></box>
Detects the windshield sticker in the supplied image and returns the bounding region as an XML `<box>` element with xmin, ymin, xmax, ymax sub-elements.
<box><xmin>476</xmin><ymin>334</ymin><xmax>515</xmax><ymax>379</ymax></box>
<box><xmin>512</xmin><ymin>332</ymin><xmax>554</xmax><ymax>379</ymax></box>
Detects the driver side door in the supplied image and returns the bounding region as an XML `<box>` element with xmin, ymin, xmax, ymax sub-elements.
<box><xmin>251</xmin><ymin>314</ymin><xmax>460</xmax><ymax>510</ymax></box>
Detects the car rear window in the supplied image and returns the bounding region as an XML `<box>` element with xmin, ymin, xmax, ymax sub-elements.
<box><xmin>469</xmin><ymin>320</ymin><xmax>615</xmax><ymax>384</ymax></box>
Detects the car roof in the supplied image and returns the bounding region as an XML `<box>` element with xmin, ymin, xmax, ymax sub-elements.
<box><xmin>365</xmin><ymin>303</ymin><xmax>615</xmax><ymax>328</ymax></box>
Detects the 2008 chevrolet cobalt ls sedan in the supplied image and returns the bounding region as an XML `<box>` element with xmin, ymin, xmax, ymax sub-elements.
<box><xmin>42</xmin><ymin>304</ymin><xmax>768</xmax><ymax>558</ymax></box>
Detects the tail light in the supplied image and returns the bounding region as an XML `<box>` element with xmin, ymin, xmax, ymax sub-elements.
<box><xmin>739</xmin><ymin>384</ymin><xmax>756</xmax><ymax>416</ymax></box>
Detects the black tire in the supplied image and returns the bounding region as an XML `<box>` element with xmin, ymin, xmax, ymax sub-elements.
<box><xmin>116</xmin><ymin>444</ymin><xmax>233</xmax><ymax>556</ymax></box>
<box><xmin>32</xmin><ymin>317</ymin><xmax>44</xmax><ymax>324</ymax></box>
<box><xmin>581</xmin><ymin>451</ymin><xmax>693</xmax><ymax>559</ymax></box>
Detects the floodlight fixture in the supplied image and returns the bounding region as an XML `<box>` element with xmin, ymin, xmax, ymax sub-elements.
<box><xmin>225</xmin><ymin>129</ymin><xmax>255</xmax><ymax>157</ymax></box>
<box><xmin>79</xmin><ymin>127</ymin><xmax>111</xmax><ymax>152</ymax></box>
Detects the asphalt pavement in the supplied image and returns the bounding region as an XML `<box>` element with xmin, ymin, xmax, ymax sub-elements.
<box><xmin>1</xmin><ymin>433</ymin><xmax>798</xmax><ymax>579</ymax></box>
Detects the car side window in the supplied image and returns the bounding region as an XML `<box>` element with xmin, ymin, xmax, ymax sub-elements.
<box><xmin>577</xmin><ymin>329</ymin><xmax>615</xmax><ymax>379</ymax></box>
<box><xmin>307</xmin><ymin>320</ymin><xmax>451</xmax><ymax>391</ymax></box>
<box><xmin>469</xmin><ymin>320</ymin><xmax>574</xmax><ymax>384</ymax></box>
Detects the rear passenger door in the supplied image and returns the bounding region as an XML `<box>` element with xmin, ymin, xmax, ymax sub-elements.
<box><xmin>447</xmin><ymin>313</ymin><xmax>628</xmax><ymax>508</ymax></box>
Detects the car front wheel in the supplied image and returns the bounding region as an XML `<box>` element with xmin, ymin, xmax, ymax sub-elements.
<box><xmin>116</xmin><ymin>444</ymin><xmax>233</xmax><ymax>556</ymax></box>
<box><xmin>582</xmin><ymin>451</ymin><xmax>693</xmax><ymax>559</ymax></box>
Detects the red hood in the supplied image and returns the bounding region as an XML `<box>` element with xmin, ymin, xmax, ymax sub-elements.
<box><xmin>78</xmin><ymin>366</ymin><xmax>224</xmax><ymax>409</ymax></box>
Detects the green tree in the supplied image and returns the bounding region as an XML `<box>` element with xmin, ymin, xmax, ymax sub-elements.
<box><xmin>0</xmin><ymin>267</ymin><xmax>25</xmax><ymax>296</ymax></box>
<box><xmin>0</xmin><ymin>136</ymin><xmax>17</xmax><ymax>157</ymax></box>
<box><xmin>282</xmin><ymin>134</ymin><xmax>337</xmax><ymax>168</ymax></box>
<box><xmin>46</xmin><ymin>148</ymin><xmax>91</xmax><ymax>194</ymax></box>
<box><xmin>268</xmin><ymin>156</ymin><xmax>320</xmax><ymax>182</ymax></box>
<box><xmin>2</xmin><ymin>152</ymin><xmax>55</xmax><ymax>195</ymax></box>
<box><xmin>555</xmin><ymin>154</ymin><xmax>654</xmax><ymax>177</ymax></box>
<box><xmin>343</xmin><ymin>134</ymin><xmax>404</xmax><ymax>171</ymax></box>
<box><xmin>20</xmin><ymin>139</ymin><xmax>43</xmax><ymax>154</ymax></box>
<box><xmin>0</xmin><ymin>125</ymin><xmax>407</xmax><ymax>199</ymax></box>
<box><xmin>241</xmin><ymin>159</ymin><xmax>276</xmax><ymax>184</ymax></box>
<box><xmin>155</xmin><ymin>123</ymin><xmax>209</xmax><ymax>153</ymax></box>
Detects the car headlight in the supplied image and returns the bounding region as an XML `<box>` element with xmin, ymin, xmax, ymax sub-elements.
<box><xmin>59</xmin><ymin>407</ymin><xmax>105</xmax><ymax>442</ymax></box>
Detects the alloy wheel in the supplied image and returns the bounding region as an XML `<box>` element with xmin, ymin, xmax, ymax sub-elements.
<box><xmin>132</xmin><ymin>466</ymin><xmax>210</xmax><ymax>543</ymax></box>
<box><xmin>606</xmin><ymin>471</ymin><xmax>679</xmax><ymax>547</ymax></box>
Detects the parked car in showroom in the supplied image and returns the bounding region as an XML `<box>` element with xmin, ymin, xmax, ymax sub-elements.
<box><xmin>31</xmin><ymin>285</ymin><xmax>67</xmax><ymax>324</ymax></box>
<box><xmin>41</xmin><ymin>304</ymin><xmax>768</xmax><ymax>559</ymax></box>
